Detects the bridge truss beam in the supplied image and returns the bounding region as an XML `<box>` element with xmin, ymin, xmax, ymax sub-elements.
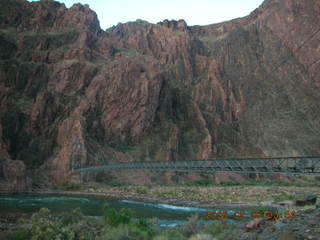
<box><xmin>74</xmin><ymin>157</ymin><xmax>320</xmax><ymax>174</ymax></box>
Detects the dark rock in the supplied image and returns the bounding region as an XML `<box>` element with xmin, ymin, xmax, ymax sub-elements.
<box><xmin>245</xmin><ymin>218</ymin><xmax>265</xmax><ymax>231</ymax></box>
<box><xmin>307</xmin><ymin>221</ymin><xmax>317</xmax><ymax>226</ymax></box>
<box><xmin>278</xmin><ymin>201</ymin><xmax>294</xmax><ymax>208</ymax></box>
<box><xmin>0</xmin><ymin>159</ymin><xmax>32</xmax><ymax>191</ymax></box>
<box><xmin>295</xmin><ymin>195</ymin><xmax>317</xmax><ymax>207</ymax></box>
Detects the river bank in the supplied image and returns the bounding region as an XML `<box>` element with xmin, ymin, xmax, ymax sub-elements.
<box><xmin>1</xmin><ymin>183</ymin><xmax>320</xmax><ymax>240</ymax></box>
<box><xmin>38</xmin><ymin>182</ymin><xmax>320</xmax><ymax>209</ymax></box>
<box><xmin>1</xmin><ymin>190</ymin><xmax>319</xmax><ymax>240</ymax></box>
<box><xmin>31</xmin><ymin>190</ymin><xmax>281</xmax><ymax>210</ymax></box>
<box><xmin>3</xmin><ymin>183</ymin><xmax>320</xmax><ymax>209</ymax></box>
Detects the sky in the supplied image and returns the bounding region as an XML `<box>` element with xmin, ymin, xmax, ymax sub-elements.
<box><xmin>29</xmin><ymin>0</ymin><xmax>265</xmax><ymax>30</ymax></box>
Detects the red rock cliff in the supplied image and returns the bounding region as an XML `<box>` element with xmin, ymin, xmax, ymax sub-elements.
<box><xmin>0</xmin><ymin>0</ymin><xmax>319</xmax><ymax>188</ymax></box>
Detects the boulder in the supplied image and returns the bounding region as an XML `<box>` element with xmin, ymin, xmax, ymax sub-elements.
<box><xmin>245</xmin><ymin>218</ymin><xmax>265</xmax><ymax>232</ymax></box>
<box><xmin>278</xmin><ymin>201</ymin><xmax>295</xmax><ymax>208</ymax></box>
<box><xmin>0</xmin><ymin>159</ymin><xmax>32</xmax><ymax>191</ymax></box>
<box><xmin>295</xmin><ymin>195</ymin><xmax>317</xmax><ymax>206</ymax></box>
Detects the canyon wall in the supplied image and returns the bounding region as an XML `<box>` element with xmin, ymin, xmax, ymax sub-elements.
<box><xmin>0</xmin><ymin>0</ymin><xmax>319</xmax><ymax>188</ymax></box>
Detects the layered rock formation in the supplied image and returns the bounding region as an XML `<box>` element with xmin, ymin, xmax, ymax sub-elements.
<box><xmin>0</xmin><ymin>0</ymin><xmax>319</xmax><ymax>188</ymax></box>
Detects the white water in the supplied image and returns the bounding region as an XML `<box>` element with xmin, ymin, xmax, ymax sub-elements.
<box><xmin>121</xmin><ymin>200</ymin><xmax>209</xmax><ymax>212</ymax></box>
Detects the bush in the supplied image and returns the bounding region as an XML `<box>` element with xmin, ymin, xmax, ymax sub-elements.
<box><xmin>153</xmin><ymin>229</ymin><xmax>186</xmax><ymax>240</ymax></box>
<box><xmin>127</xmin><ymin>222</ymin><xmax>152</xmax><ymax>240</ymax></box>
<box><xmin>191</xmin><ymin>179</ymin><xmax>212</xmax><ymax>186</ymax></box>
<box><xmin>203</xmin><ymin>221</ymin><xmax>237</xmax><ymax>239</ymax></box>
<box><xmin>179</xmin><ymin>214</ymin><xmax>202</xmax><ymax>237</ymax></box>
<box><xmin>273</xmin><ymin>193</ymin><xmax>295</xmax><ymax>202</ymax></box>
<box><xmin>136</xmin><ymin>186</ymin><xmax>148</xmax><ymax>194</ymax></box>
<box><xmin>4</xmin><ymin>230</ymin><xmax>32</xmax><ymax>240</ymax></box>
<box><xmin>29</xmin><ymin>208</ymin><xmax>75</xmax><ymax>240</ymax></box>
<box><xmin>101</xmin><ymin>223</ymin><xmax>152</xmax><ymax>240</ymax></box>
<box><xmin>218</xmin><ymin>181</ymin><xmax>241</xmax><ymax>186</ymax></box>
<box><xmin>135</xmin><ymin>218</ymin><xmax>155</xmax><ymax>237</ymax></box>
<box><xmin>101</xmin><ymin>224</ymin><xmax>131</xmax><ymax>240</ymax></box>
<box><xmin>25</xmin><ymin>208</ymin><xmax>102</xmax><ymax>240</ymax></box>
<box><xmin>101</xmin><ymin>203</ymin><xmax>156</xmax><ymax>239</ymax></box>
<box><xmin>102</xmin><ymin>203</ymin><xmax>133</xmax><ymax>227</ymax></box>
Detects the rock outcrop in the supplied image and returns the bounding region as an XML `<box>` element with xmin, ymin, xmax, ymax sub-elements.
<box><xmin>0</xmin><ymin>0</ymin><xmax>319</xmax><ymax>188</ymax></box>
<box><xmin>0</xmin><ymin>159</ymin><xmax>32</xmax><ymax>191</ymax></box>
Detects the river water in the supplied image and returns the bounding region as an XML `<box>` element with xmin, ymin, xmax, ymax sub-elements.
<box><xmin>0</xmin><ymin>193</ymin><xmax>250</xmax><ymax>228</ymax></box>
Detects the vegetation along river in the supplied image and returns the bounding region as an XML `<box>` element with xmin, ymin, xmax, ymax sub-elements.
<box><xmin>0</xmin><ymin>193</ymin><xmax>256</xmax><ymax>228</ymax></box>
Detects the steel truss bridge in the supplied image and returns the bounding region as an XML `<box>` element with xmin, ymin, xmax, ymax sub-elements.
<box><xmin>74</xmin><ymin>156</ymin><xmax>320</xmax><ymax>174</ymax></box>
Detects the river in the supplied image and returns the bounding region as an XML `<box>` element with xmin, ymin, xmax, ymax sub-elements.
<box><xmin>0</xmin><ymin>193</ymin><xmax>252</xmax><ymax>228</ymax></box>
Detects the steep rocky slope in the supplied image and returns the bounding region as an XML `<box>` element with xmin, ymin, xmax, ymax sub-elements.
<box><xmin>0</xmin><ymin>0</ymin><xmax>319</xmax><ymax>189</ymax></box>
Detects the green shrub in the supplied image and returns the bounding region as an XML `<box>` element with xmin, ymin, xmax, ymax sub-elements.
<box><xmin>273</xmin><ymin>193</ymin><xmax>295</xmax><ymax>202</ymax></box>
<box><xmin>203</xmin><ymin>221</ymin><xmax>237</xmax><ymax>239</ymax></box>
<box><xmin>101</xmin><ymin>224</ymin><xmax>130</xmax><ymax>240</ymax></box>
<box><xmin>101</xmin><ymin>204</ymin><xmax>156</xmax><ymax>238</ymax></box>
<box><xmin>191</xmin><ymin>179</ymin><xmax>212</xmax><ymax>186</ymax></box>
<box><xmin>127</xmin><ymin>223</ymin><xmax>152</xmax><ymax>240</ymax></box>
<box><xmin>29</xmin><ymin>208</ymin><xmax>75</xmax><ymax>240</ymax></box>
<box><xmin>136</xmin><ymin>186</ymin><xmax>148</xmax><ymax>194</ymax></box>
<box><xmin>25</xmin><ymin>208</ymin><xmax>102</xmax><ymax>240</ymax></box>
<box><xmin>4</xmin><ymin>230</ymin><xmax>32</xmax><ymax>240</ymax></box>
<box><xmin>102</xmin><ymin>203</ymin><xmax>133</xmax><ymax>227</ymax></box>
<box><xmin>100</xmin><ymin>218</ymin><xmax>155</xmax><ymax>240</ymax></box>
<box><xmin>218</xmin><ymin>181</ymin><xmax>241</xmax><ymax>186</ymax></box>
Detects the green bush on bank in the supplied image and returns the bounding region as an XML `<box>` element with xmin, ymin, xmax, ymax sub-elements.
<box><xmin>6</xmin><ymin>205</ymin><xmax>243</xmax><ymax>240</ymax></box>
<box><xmin>10</xmin><ymin>208</ymin><xmax>103</xmax><ymax>240</ymax></box>
<box><xmin>203</xmin><ymin>221</ymin><xmax>238</xmax><ymax>239</ymax></box>
<box><xmin>102</xmin><ymin>203</ymin><xmax>133</xmax><ymax>227</ymax></box>
<box><xmin>4</xmin><ymin>230</ymin><xmax>32</xmax><ymax>240</ymax></box>
<box><xmin>100</xmin><ymin>204</ymin><xmax>156</xmax><ymax>239</ymax></box>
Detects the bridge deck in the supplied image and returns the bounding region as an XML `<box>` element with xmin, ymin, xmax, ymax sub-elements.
<box><xmin>74</xmin><ymin>157</ymin><xmax>320</xmax><ymax>174</ymax></box>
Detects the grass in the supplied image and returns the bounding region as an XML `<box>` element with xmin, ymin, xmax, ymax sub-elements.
<box><xmin>273</xmin><ymin>193</ymin><xmax>296</xmax><ymax>203</ymax></box>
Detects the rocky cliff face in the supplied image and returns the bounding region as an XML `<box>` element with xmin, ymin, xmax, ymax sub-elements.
<box><xmin>0</xmin><ymin>0</ymin><xmax>319</xmax><ymax>189</ymax></box>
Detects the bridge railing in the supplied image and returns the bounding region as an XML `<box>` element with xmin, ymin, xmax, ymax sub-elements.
<box><xmin>74</xmin><ymin>156</ymin><xmax>320</xmax><ymax>174</ymax></box>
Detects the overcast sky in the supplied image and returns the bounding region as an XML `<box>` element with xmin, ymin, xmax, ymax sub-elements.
<box><xmin>28</xmin><ymin>0</ymin><xmax>265</xmax><ymax>30</ymax></box>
